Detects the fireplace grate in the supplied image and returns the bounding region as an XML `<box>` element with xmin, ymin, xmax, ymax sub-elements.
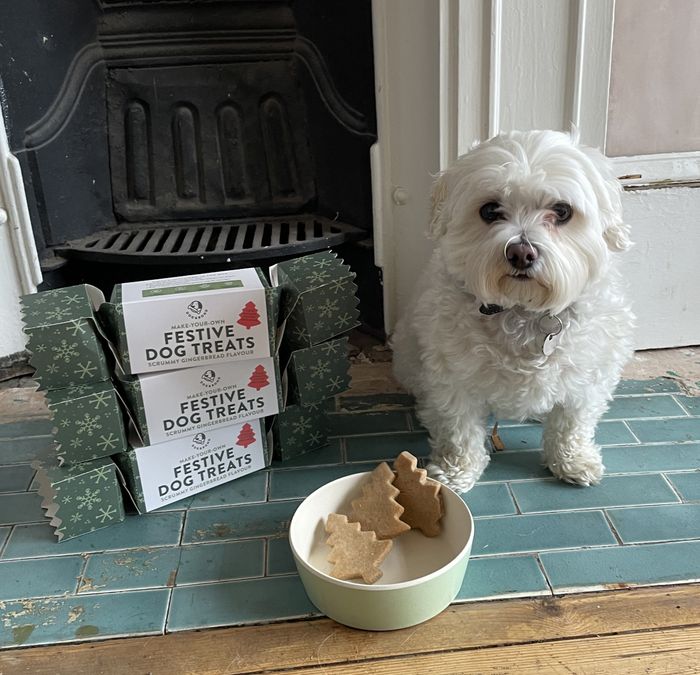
<box><xmin>53</xmin><ymin>215</ymin><xmax>364</xmax><ymax>266</ymax></box>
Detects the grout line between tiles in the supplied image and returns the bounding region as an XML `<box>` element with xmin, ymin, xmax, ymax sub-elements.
<box><xmin>534</xmin><ymin>553</ymin><xmax>555</xmax><ymax>595</ymax></box>
<box><xmin>74</xmin><ymin>554</ymin><xmax>91</xmax><ymax>594</ymax></box>
<box><xmin>660</xmin><ymin>472</ymin><xmax>686</xmax><ymax>503</ymax></box>
<box><xmin>601</xmin><ymin>510</ymin><xmax>624</xmax><ymax>545</ymax></box>
<box><xmin>671</xmin><ymin>394</ymin><xmax>694</xmax><ymax>417</ymax></box>
<box><xmin>505</xmin><ymin>482</ymin><xmax>522</xmax><ymax>515</ymax></box>
<box><xmin>262</xmin><ymin>536</ymin><xmax>270</xmax><ymax>577</ymax></box>
<box><xmin>620</xmin><ymin>420</ymin><xmax>641</xmax><ymax>444</ymax></box>
<box><xmin>0</xmin><ymin>524</ymin><xmax>13</xmax><ymax>558</ymax></box>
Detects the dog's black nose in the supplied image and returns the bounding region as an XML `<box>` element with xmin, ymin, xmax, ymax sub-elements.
<box><xmin>506</xmin><ymin>242</ymin><xmax>539</xmax><ymax>270</ymax></box>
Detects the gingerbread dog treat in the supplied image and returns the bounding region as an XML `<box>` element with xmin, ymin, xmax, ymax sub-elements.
<box><xmin>393</xmin><ymin>451</ymin><xmax>444</xmax><ymax>537</ymax></box>
<box><xmin>326</xmin><ymin>513</ymin><xmax>393</xmax><ymax>583</ymax></box>
<box><xmin>350</xmin><ymin>462</ymin><xmax>410</xmax><ymax>539</ymax></box>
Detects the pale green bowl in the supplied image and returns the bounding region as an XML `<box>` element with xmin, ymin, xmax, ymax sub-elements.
<box><xmin>289</xmin><ymin>471</ymin><xmax>474</xmax><ymax>631</ymax></box>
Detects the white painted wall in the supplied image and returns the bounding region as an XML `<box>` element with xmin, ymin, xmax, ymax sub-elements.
<box><xmin>0</xmin><ymin>111</ymin><xmax>41</xmax><ymax>358</ymax></box>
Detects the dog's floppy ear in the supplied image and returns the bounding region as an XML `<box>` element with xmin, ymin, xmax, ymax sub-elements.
<box><xmin>428</xmin><ymin>172</ymin><xmax>449</xmax><ymax>239</ymax></box>
<box><xmin>603</xmin><ymin>220</ymin><xmax>632</xmax><ymax>252</ymax></box>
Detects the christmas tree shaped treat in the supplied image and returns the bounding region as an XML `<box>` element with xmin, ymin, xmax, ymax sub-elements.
<box><xmin>350</xmin><ymin>462</ymin><xmax>410</xmax><ymax>539</ymax></box>
<box><xmin>236</xmin><ymin>422</ymin><xmax>256</xmax><ymax>448</ymax></box>
<box><xmin>393</xmin><ymin>451</ymin><xmax>444</xmax><ymax>537</ymax></box>
<box><xmin>247</xmin><ymin>364</ymin><xmax>270</xmax><ymax>390</ymax></box>
<box><xmin>325</xmin><ymin>513</ymin><xmax>393</xmax><ymax>584</ymax></box>
<box><xmin>237</xmin><ymin>301</ymin><xmax>261</xmax><ymax>329</ymax></box>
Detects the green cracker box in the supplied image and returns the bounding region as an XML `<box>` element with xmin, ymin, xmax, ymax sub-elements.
<box><xmin>117</xmin><ymin>356</ymin><xmax>282</xmax><ymax>445</ymax></box>
<box><xmin>100</xmin><ymin>269</ymin><xmax>280</xmax><ymax>375</ymax></box>
<box><xmin>33</xmin><ymin>458</ymin><xmax>126</xmax><ymax>541</ymax></box>
<box><xmin>285</xmin><ymin>336</ymin><xmax>351</xmax><ymax>407</ymax></box>
<box><xmin>21</xmin><ymin>285</ymin><xmax>112</xmax><ymax>390</ymax></box>
<box><xmin>45</xmin><ymin>381</ymin><xmax>128</xmax><ymax>465</ymax></box>
<box><xmin>115</xmin><ymin>417</ymin><xmax>269</xmax><ymax>512</ymax></box>
<box><xmin>272</xmin><ymin>402</ymin><xmax>330</xmax><ymax>462</ymax></box>
<box><xmin>271</xmin><ymin>251</ymin><xmax>360</xmax><ymax>349</ymax></box>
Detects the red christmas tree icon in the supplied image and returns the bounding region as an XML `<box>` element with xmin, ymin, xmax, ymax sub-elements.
<box><xmin>237</xmin><ymin>301</ymin><xmax>261</xmax><ymax>329</ymax></box>
<box><xmin>248</xmin><ymin>364</ymin><xmax>270</xmax><ymax>391</ymax></box>
<box><xmin>236</xmin><ymin>423</ymin><xmax>256</xmax><ymax>449</ymax></box>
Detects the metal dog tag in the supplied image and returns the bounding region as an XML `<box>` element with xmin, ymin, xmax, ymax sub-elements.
<box><xmin>539</xmin><ymin>314</ymin><xmax>564</xmax><ymax>356</ymax></box>
<box><xmin>542</xmin><ymin>331</ymin><xmax>561</xmax><ymax>356</ymax></box>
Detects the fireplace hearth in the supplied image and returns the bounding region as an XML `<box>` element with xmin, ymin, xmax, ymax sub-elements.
<box><xmin>0</xmin><ymin>0</ymin><xmax>381</xmax><ymax>328</ymax></box>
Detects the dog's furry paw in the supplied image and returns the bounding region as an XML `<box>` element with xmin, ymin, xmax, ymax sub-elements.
<box><xmin>544</xmin><ymin>446</ymin><xmax>605</xmax><ymax>486</ymax></box>
<box><xmin>426</xmin><ymin>452</ymin><xmax>489</xmax><ymax>494</ymax></box>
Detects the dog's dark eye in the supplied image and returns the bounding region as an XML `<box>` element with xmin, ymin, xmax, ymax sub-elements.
<box><xmin>552</xmin><ymin>202</ymin><xmax>573</xmax><ymax>224</ymax></box>
<box><xmin>479</xmin><ymin>202</ymin><xmax>503</xmax><ymax>224</ymax></box>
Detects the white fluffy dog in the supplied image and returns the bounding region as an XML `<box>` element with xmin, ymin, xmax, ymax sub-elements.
<box><xmin>391</xmin><ymin>130</ymin><xmax>635</xmax><ymax>493</ymax></box>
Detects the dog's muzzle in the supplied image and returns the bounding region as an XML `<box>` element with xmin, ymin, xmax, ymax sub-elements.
<box><xmin>505</xmin><ymin>239</ymin><xmax>539</xmax><ymax>271</ymax></box>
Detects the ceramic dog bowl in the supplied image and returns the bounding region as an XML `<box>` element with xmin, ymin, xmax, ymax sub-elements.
<box><xmin>289</xmin><ymin>471</ymin><xmax>474</xmax><ymax>631</ymax></box>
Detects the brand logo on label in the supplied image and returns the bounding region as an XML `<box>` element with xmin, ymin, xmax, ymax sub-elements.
<box><xmin>186</xmin><ymin>300</ymin><xmax>209</xmax><ymax>320</ymax></box>
<box><xmin>200</xmin><ymin>369</ymin><xmax>221</xmax><ymax>388</ymax></box>
<box><xmin>191</xmin><ymin>432</ymin><xmax>211</xmax><ymax>450</ymax></box>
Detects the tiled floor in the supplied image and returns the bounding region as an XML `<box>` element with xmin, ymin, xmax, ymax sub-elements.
<box><xmin>1</xmin><ymin>377</ymin><xmax>699</xmax><ymax>649</ymax></box>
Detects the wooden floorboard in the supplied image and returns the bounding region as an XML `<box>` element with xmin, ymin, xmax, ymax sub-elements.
<box><xmin>2</xmin><ymin>584</ymin><xmax>700</xmax><ymax>675</ymax></box>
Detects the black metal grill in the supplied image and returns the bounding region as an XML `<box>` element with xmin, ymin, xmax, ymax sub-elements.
<box><xmin>54</xmin><ymin>215</ymin><xmax>364</xmax><ymax>265</ymax></box>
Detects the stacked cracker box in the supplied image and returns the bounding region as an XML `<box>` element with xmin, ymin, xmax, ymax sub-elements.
<box><xmin>21</xmin><ymin>286</ymin><xmax>128</xmax><ymax>541</ymax></box>
<box><xmin>271</xmin><ymin>251</ymin><xmax>359</xmax><ymax>460</ymax></box>
<box><xmin>101</xmin><ymin>267</ymin><xmax>282</xmax><ymax>513</ymax></box>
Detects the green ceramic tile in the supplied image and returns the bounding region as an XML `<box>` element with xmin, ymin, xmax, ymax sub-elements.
<box><xmin>511</xmin><ymin>475</ymin><xmax>678</xmax><ymax>513</ymax></box>
<box><xmin>604</xmin><ymin>443</ymin><xmax>700</xmax><ymax>474</ymax></box>
<box><xmin>80</xmin><ymin>548</ymin><xmax>182</xmax><ymax>592</ymax></box>
<box><xmin>0</xmin><ymin>526</ymin><xmax>9</xmax><ymax>553</ymax></box>
<box><xmin>328</xmin><ymin>411</ymin><xmax>410</xmax><ymax>437</ymax></box>
<box><xmin>182</xmin><ymin>500</ymin><xmax>301</xmax><ymax>543</ymax></box>
<box><xmin>167</xmin><ymin>575</ymin><xmax>317</xmax><ymax>631</ymax></box>
<box><xmin>0</xmin><ymin>419</ymin><xmax>54</xmax><ymax>440</ymax></box>
<box><xmin>345</xmin><ymin>433</ymin><xmax>430</xmax><ymax>462</ymax></box>
<box><xmin>675</xmin><ymin>395</ymin><xmax>700</xmax><ymax>415</ymax></box>
<box><xmin>1</xmin><ymin>512</ymin><xmax>184</xmax><ymax>559</ymax></box>
<box><xmin>472</xmin><ymin>511</ymin><xmax>617</xmax><ymax>556</ymax></box>
<box><xmin>461</xmin><ymin>483</ymin><xmax>517</xmax><ymax>517</ymax></box>
<box><xmin>0</xmin><ymin>436</ymin><xmax>54</xmax><ymax>464</ymax></box>
<box><xmin>0</xmin><ymin>589</ymin><xmax>170</xmax><ymax>648</ymax></box>
<box><xmin>270</xmin><ymin>438</ymin><xmax>342</xmax><ymax>468</ymax></box>
<box><xmin>176</xmin><ymin>540</ymin><xmax>265</xmax><ymax>585</ymax></box>
<box><xmin>666</xmin><ymin>472</ymin><xmax>700</xmax><ymax>501</ymax></box>
<box><xmin>479</xmin><ymin>451</ymin><xmax>550</xmax><ymax>482</ymax></box>
<box><xmin>607</xmin><ymin>504</ymin><xmax>700</xmax><ymax>543</ymax></box>
<box><xmin>0</xmin><ymin>465</ymin><xmax>35</xmax><ymax>492</ymax></box>
<box><xmin>627</xmin><ymin>418</ymin><xmax>700</xmax><ymax>443</ymax></box>
<box><xmin>603</xmin><ymin>395</ymin><xmax>687</xmax><ymax>420</ymax></box>
<box><xmin>338</xmin><ymin>393</ymin><xmax>415</xmax><ymax>412</ymax></box>
<box><xmin>0</xmin><ymin>492</ymin><xmax>45</xmax><ymax>526</ymax></box>
<box><xmin>269</xmin><ymin>463</ymin><xmax>375</xmax><ymax>501</ymax></box>
<box><xmin>409</xmin><ymin>410</ymin><xmax>425</xmax><ymax>432</ymax></box>
<box><xmin>541</xmin><ymin>540</ymin><xmax>700</xmax><ymax>591</ymax></box>
<box><xmin>491</xmin><ymin>424</ymin><xmax>542</xmax><ymax>450</ymax></box>
<box><xmin>268</xmin><ymin>536</ymin><xmax>296</xmax><ymax>575</ymax></box>
<box><xmin>456</xmin><ymin>555</ymin><xmax>549</xmax><ymax>600</ymax></box>
<box><xmin>188</xmin><ymin>471</ymin><xmax>268</xmax><ymax>509</ymax></box>
<box><xmin>597</xmin><ymin>421</ymin><xmax>638</xmax><ymax>445</ymax></box>
<box><xmin>0</xmin><ymin>556</ymin><xmax>83</xmax><ymax>601</ymax></box>
<box><xmin>614</xmin><ymin>378</ymin><xmax>680</xmax><ymax>395</ymax></box>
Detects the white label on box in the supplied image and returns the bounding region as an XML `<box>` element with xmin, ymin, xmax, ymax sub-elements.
<box><xmin>138</xmin><ymin>357</ymin><xmax>280</xmax><ymax>444</ymax></box>
<box><xmin>121</xmin><ymin>269</ymin><xmax>270</xmax><ymax>373</ymax></box>
<box><xmin>134</xmin><ymin>418</ymin><xmax>266</xmax><ymax>511</ymax></box>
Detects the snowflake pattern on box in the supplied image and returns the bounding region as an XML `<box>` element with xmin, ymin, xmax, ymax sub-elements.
<box><xmin>275</xmin><ymin>251</ymin><xmax>360</xmax><ymax>349</ymax></box>
<box><xmin>287</xmin><ymin>336</ymin><xmax>351</xmax><ymax>406</ymax></box>
<box><xmin>34</xmin><ymin>458</ymin><xmax>126</xmax><ymax>541</ymax></box>
<box><xmin>45</xmin><ymin>382</ymin><xmax>128</xmax><ymax>465</ymax></box>
<box><xmin>273</xmin><ymin>401</ymin><xmax>330</xmax><ymax>461</ymax></box>
<box><xmin>21</xmin><ymin>285</ymin><xmax>111</xmax><ymax>390</ymax></box>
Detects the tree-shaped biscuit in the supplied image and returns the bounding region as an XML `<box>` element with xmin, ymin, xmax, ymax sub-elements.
<box><xmin>325</xmin><ymin>513</ymin><xmax>393</xmax><ymax>583</ymax></box>
<box><xmin>350</xmin><ymin>462</ymin><xmax>410</xmax><ymax>538</ymax></box>
<box><xmin>393</xmin><ymin>451</ymin><xmax>444</xmax><ymax>536</ymax></box>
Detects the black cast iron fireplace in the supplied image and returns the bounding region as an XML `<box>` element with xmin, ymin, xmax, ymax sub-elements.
<box><xmin>0</xmin><ymin>0</ymin><xmax>381</xmax><ymax>327</ymax></box>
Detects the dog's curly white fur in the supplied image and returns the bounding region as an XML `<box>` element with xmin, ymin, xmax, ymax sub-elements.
<box><xmin>391</xmin><ymin>130</ymin><xmax>635</xmax><ymax>493</ymax></box>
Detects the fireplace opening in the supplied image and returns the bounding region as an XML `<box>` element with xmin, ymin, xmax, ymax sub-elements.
<box><xmin>0</xmin><ymin>0</ymin><xmax>382</xmax><ymax>332</ymax></box>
